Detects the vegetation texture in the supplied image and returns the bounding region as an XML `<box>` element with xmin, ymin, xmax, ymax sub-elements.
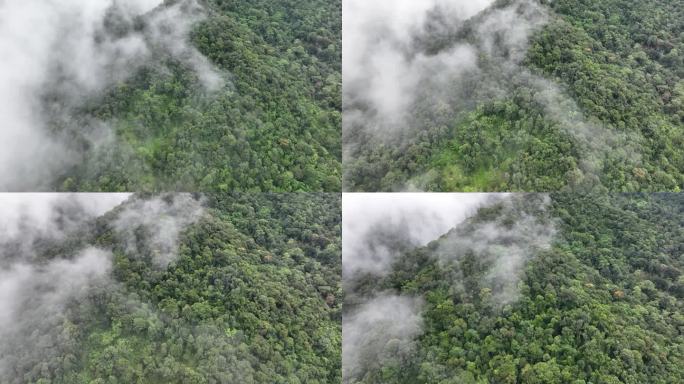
<box><xmin>344</xmin><ymin>0</ymin><xmax>683</xmax><ymax>192</ymax></box>
<box><xmin>2</xmin><ymin>193</ymin><xmax>341</xmax><ymax>383</ymax></box>
<box><xmin>58</xmin><ymin>0</ymin><xmax>341</xmax><ymax>192</ymax></box>
<box><xmin>345</xmin><ymin>194</ymin><xmax>684</xmax><ymax>383</ymax></box>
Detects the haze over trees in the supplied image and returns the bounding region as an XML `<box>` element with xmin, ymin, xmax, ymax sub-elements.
<box><xmin>344</xmin><ymin>193</ymin><xmax>684</xmax><ymax>383</ymax></box>
<box><xmin>0</xmin><ymin>0</ymin><xmax>341</xmax><ymax>192</ymax></box>
<box><xmin>0</xmin><ymin>193</ymin><xmax>341</xmax><ymax>383</ymax></box>
<box><xmin>343</xmin><ymin>0</ymin><xmax>683</xmax><ymax>192</ymax></box>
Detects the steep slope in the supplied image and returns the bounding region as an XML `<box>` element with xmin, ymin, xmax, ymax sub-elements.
<box><xmin>0</xmin><ymin>193</ymin><xmax>341</xmax><ymax>383</ymax></box>
<box><xmin>1</xmin><ymin>0</ymin><xmax>341</xmax><ymax>192</ymax></box>
<box><xmin>345</xmin><ymin>194</ymin><xmax>684</xmax><ymax>383</ymax></box>
<box><xmin>344</xmin><ymin>0</ymin><xmax>683</xmax><ymax>192</ymax></box>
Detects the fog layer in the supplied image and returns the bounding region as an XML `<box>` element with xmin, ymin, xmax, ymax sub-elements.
<box><xmin>0</xmin><ymin>193</ymin><xmax>205</xmax><ymax>382</ymax></box>
<box><xmin>343</xmin><ymin>0</ymin><xmax>640</xmax><ymax>190</ymax></box>
<box><xmin>0</xmin><ymin>0</ymin><xmax>223</xmax><ymax>190</ymax></box>
<box><xmin>342</xmin><ymin>194</ymin><xmax>556</xmax><ymax>382</ymax></box>
<box><xmin>343</xmin><ymin>193</ymin><xmax>495</xmax><ymax>277</ymax></box>
<box><xmin>343</xmin><ymin>294</ymin><xmax>423</xmax><ymax>384</ymax></box>
<box><xmin>113</xmin><ymin>193</ymin><xmax>205</xmax><ymax>267</ymax></box>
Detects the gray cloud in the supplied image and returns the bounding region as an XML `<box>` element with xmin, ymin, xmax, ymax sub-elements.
<box><xmin>143</xmin><ymin>0</ymin><xmax>225</xmax><ymax>92</ymax></box>
<box><xmin>0</xmin><ymin>193</ymin><xmax>205</xmax><ymax>382</ymax></box>
<box><xmin>342</xmin><ymin>194</ymin><xmax>502</xmax><ymax>382</ymax></box>
<box><xmin>342</xmin><ymin>294</ymin><xmax>423</xmax><ymax>384</ymax></box>
<box><xmin>0</xmin><ymin>247</ymin><xmax>112</xmax><ymax>382</ymax></box>
<box><xmin>343</xmin><ymin>0</ymin><xmax>544</xmax><ymax>138</ymax></box>
<box><xmin>529</xmin><ymin>76</ymin><xmax>643</xmax><ymax>185</ymax></box>
<box><xmin>343</xmin><ymin>193</ymin><xmax>496</xmax><ymax>277</ymax></box>
<box><xmin>342</xmin><ymin>194</ymin><xmax>557</xmax><ymax>382</ymax></box>
<box><xmin>0</xmin><ymin>0</ymin><xmax>223</xmax><ymax>191</ymax></box>
<box><xmin>344</xmin><ymin>0</ymin><xmax>638</xmax><ymax>190</ymax></box>
<box><xmin>343</xmin><ymin>0</ymin><xmax>494</xmax><ymax>137</ymax></box>
<box><xmin>0</xmin><ymin>193</ymin><xmax>130</xmax><ymax>264</ymax></box>
<box><xmin>434</xmin><ymin>194</ymin><xmax>556</xmax><ymax>304</ymax></box>
<box><xmin>0</xmin><ymin>193</ymin><xmax>130</xmax><ymax>238</ymax></box>
<box><xmin>113</xmin><ymin>193</ymin><xmax>205</xmax><ymax>268</ymax></box>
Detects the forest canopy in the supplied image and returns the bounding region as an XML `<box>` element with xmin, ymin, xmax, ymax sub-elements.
<box><xmin>343</xmin><ymin>0</ymin><xmax>683</xmax><ymax>192</ymax></box>
<box><xmin>0</xmin><ymin>0</ymin><xmax>341</xmax><ymax>192</ymax></box>
<box><xmin>344</xmin><ymin>193</ymin><xmax>684</xmax><ymax>383</ymax></box>
<box><xmin>0</xmin><ymin>192</ymin><xmax>341</xmax><ymax>383</ymax></box>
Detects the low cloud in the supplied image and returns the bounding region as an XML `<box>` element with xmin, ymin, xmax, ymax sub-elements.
<box><xmin>0</xmin><ymin>247</ymin><xmax>112</xmax><ymax>382</ymax></box>
<box><xmin>342</xmin><ymin>194</ymin><xmax>557</xmax><ymax>382</ymax></box>
<box><xmin>344</xmin><ymin>0</ymin><xmax>637</xmax><ymax>190</ymax></box>
<box><xmin>342</xmin><ymin>294</ymin><xmax>423</xmax><ymax>384</ymax></box>
<box><xmin>343</xmin><ymin>0</ymin><xmax>543</xmax><ymax>140</ymax></box>
<box><xmin>0</xmin><ymin>0</ymin><xmax>224</xmax><ymax>191</ymax></box>
<box><xmin>0</xmin><ymin>193</ymin><xmax>130</xmax><ymax>264</ymax></box>
<box><xmin>343</xmin><ymin>193</ymin><xmax>496</xmax><ymax>277</ymax></box>
<box><xmin>0</xmin><ymin>193</ymin><xmax>204</xmax><ymax>381</ymax></box>
<box><xmin>435</xmin><ymin>194</ymin><xmax>556</xmax><ymax>304</ymax></box>
<box><xmin>0</xmin><ymin>193</ymin><xmax>129</xmax><ymax>237</ymax></box>
<box><xmin>113</xmin><ymin>193</ymin><xmax>205</xmax><ymax>267</ymax></box>
<box><xmin>530</xmin><ymin>77</ymin><xmax>643</xmax><ymax>184</ymax></box>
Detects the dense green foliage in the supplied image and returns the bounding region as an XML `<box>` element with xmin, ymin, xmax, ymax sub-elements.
<box><xmin>57</xmin><ymin>0</ymin><xmax>341</xmax><ymax>192</ymax></box>
<box><xmin>344</xmin><ymin>0</ymin><xmax>683</xmax><ymax>192</ymax></box>
<box><xmin>347</xmin><ymin>194</ymin><xmax>684</xmax><ymax>383</ymax></box>
<box><xmin>10</xmin><ymin>193</ymin><xmax>341</xmax><ymax>383</ymax></box>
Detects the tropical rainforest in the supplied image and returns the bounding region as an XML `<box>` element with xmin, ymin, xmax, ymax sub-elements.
<box><xmin>71</xmin><ymin>0</ymin><xmax>342</xmax><ymax>192</ymax></box>
<box><xmin>344</xmin><ymin>194</ymin><xmax>684</xmax><ymax>383</ymax></box>
<box><xmin>0</xmin><ymin>193</ymin><xmax>341</xmax><ymax>383</ymax></box>
<box><xmin>343</xmin><ymin>0</ymin><xmax>684</xmax><ymax>192</ymax></box>
<box><xmin>0</xmin><ymin>0</ymin><xmax>340</xmax><ymax>192</ymax></box>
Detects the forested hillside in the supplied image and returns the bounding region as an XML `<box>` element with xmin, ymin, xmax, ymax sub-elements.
<box><xmin>1</xmin><ymin>0</ymin><xmax>341</xmax><ymax>192</ymax></box>
<box><xmin>344</xmin><ymin>0</ymin><xmax>683</xmax><ymax>192</ymax></box>
<box><xmin>0</xmin><ymin>193</ymin><xmax>341</xmax><ymax>383</ymax></box>
<box><xmin>344</xmin><ymin>194</ymin><xmax>684</xmax><ymax>383</ymax></box>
